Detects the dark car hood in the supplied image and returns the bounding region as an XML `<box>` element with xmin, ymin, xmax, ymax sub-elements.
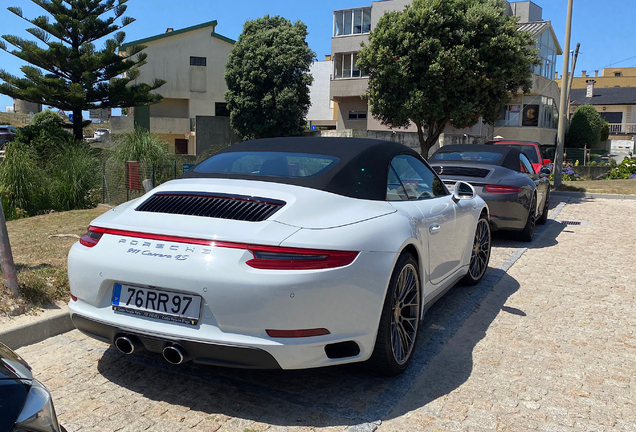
<box><xmin>0</xmin><ymin>342</ymin><xmax>32</xmax><ymax>380</ymax></box>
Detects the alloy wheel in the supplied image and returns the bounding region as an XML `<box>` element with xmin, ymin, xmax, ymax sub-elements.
<box><xmin>468</xmin><ymin>219</ymin><xmax>491</xmax><ymax>281</ymax></box>
<box><xmin>390</xmin><ymin>263</ymin><xmax>420</xmax><ymax>365</ymax></box>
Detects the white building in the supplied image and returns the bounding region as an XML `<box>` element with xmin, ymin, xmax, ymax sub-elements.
<box><xmin>307</xmin><ymin>57</ymin><xmax>336</xmax><ymax>130</ymax></box>
<box><xmin>328</xmin><ymin>0</ymin><xmax>563</xmax><ymax>149</ymax></box>
<box><xmin>119</xmin><ymin>20</ymin><xmax>235</xmax><ymax>155</ymax></box>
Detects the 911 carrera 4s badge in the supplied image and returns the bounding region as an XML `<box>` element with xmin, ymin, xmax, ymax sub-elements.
<box><xmin>119</xmin><ymin>239</ymin><xmax>194</xmax><ymax>261</ymax></box>
<box><xmin>112</xmin><ymin>283</ymin><xmax>202</xmax><ymax>325</ymax></box>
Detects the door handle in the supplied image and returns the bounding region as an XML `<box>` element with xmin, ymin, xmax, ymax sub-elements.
<box><xmin>429</xmin><ymin>224</ymin><xmax>441</xmax><ymax>234</ymax></box>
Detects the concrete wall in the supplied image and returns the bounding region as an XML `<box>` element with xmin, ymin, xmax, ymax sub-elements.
<box><xmin>150</xmin><ymin>117</ymin><xmax>190</xmax><ymax>135</ymax></box>
<box><xmin>110</xmin><ymin>115</ymin><xmax>134</xmax><ymax>133</ymax></box>
<box><xmin>13</xmin><ymin>99</ymin><xmax>42</xmax><ymax>114</ymax></box>
<box><xmin>195</xmin><ymin>116</ymin><xmax>240</xmax><ymax>156</ymax></box>
<box><xmin>307</xmin><ymin>61</ymin><xmax>335</xmax><ymax>122</ymax></box>
<box><xmin>149</xmin><ymin>98</ymin><xmax>189</xmax><ymax>118</ymax></box>
<box><xmin>331</xmin><ymin>35</ymin><xmax>369</xmax><ymax>55</ymax></box>
<box><xmin>330</xmin><ymin>78</ymin><xmax>369</xmax><ymax>100</ymax></box>
<box><xmin>335</xmin><ymin>97</ymin><xmax>369</xmax><ymax>130</ymax></box>
<box><xmin>370</xmin><ymin>0</ymin><xmax>411</xmax><ymax>27</ymax></box>
<box><xmin>507</xmin><ymin>1</ymin><xmax>542</xmax><ymax>22</ymax></box>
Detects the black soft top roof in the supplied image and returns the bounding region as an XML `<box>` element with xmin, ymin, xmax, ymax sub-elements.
<box><xmin>181</xmin><ymin>137</ymin><xmax>423</xmax><ymax>200</ymax></box>
<box><xmin>430</xmin><ymin>144</ymin><xmax>523</xmax><ymax>172</ymax></box>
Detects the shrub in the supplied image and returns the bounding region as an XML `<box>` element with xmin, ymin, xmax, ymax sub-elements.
<box><xmin>566</xmin><ymin>105</ymin><xmax>602</xmax><ymax>148</ymax></box>
<box><xmin>0</xmin><ymin>142</ymin><xmax>49</xmax><ymax>218</ymax></box>
<box><xmin>111</xmin><ymin>127</ymin><xmax>172</xmax><ymax>167</ymax></box>
<box><xmin>607</xmin><ymin>157</ymin><xmax>636</xmax><ymax>179</ymax></box>
<box><xmin>49</xmin><ymin>145</ymin><xmax>101</xmax><ymax>211</ymax></box>
<box><xmin>600</xmin><ymin>120</ymin><xmax>610</xmax><ymax>142</ymax></box>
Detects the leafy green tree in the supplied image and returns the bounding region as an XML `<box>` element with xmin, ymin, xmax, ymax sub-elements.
<box><xmin>0</xmin><ymin>0</ymin><xmax>166</xmax><ymax>141</ymax></box>
<box><xmin>225</xmin><ymin>15</ymin><xmax>315</xmax><ymax>140</ymax></box>
<box><xmin>600</xmin><ymin>119</ymin><xmax>610</xmax><ymax>142</ymax></box>
<box><xmin>13</xmin><ymin>109</ymin><xmax>74</xmax><ymax>161</ymax></box>
<box><xmin>356</xmin><ymin>0</ymin><xmax>540</xmax><ymax>156</ymax></box>
<box><xmin>566</xmin><ymin>104</ymin><xmax>602</xmax><ymax>148</ymax></box>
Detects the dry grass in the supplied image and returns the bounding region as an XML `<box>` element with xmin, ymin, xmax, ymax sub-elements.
<box><xmin>557</xmin><ymin>179</ymin><xmax>636</xmax><ymax>195</ymax></box>
<box><xmin>0</xmin><ymin>206</ymin><xmax>109</xmax><ymax>313</ymax></box>
<box><xmin>0</xmin><ymin>112</ymin><xmax>31</xmax><ymax>127</ymax></box>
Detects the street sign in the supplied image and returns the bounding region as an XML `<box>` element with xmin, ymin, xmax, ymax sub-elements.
<box><xmin>68</xmin><ymin>113</ymin><xmax>73</xmax><ymax>122</ymax></box>
<box><xmin>182</xmin><ymin>164</ymin><xmax>195</xmax><ymax>174</ymax></box>
<box><xmin>89</xmin><ymin>108</ymin><xmax>111</xmax><ymax>120</ymax></box>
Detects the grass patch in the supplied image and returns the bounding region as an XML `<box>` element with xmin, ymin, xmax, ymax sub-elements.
<box><xmin>558</xmin><ymin>179</ymin><xmax>636</xmax><ymax>195</ymax></box>
<box><xmin>0</xmin><ymin>206</ymin><xmax>109</xmax><ymax>313</ymax></box>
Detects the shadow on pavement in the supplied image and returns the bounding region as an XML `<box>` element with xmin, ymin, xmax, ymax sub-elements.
<box><xmin>95</xmin><ymin>268</ymin><xmax>524</xmax><ymax>428</ymax></box>
<box><xmin>492</xmin><ymin>218</ymin><xmax>566</xmax><ymax>250</ymax></box>
<box><xmin>383</xmin><ymin>272</ymin><xmax>522</xmax><ymax>421</ymax></box>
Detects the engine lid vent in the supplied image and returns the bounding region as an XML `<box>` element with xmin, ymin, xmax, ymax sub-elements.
<box><xmin>432</xmin><ymin>166</ymin><xmax>491</xmax><ymax>178</ymax></box>
<box><xmin>136</xmin><ymin>192</ymin><xmax>285</xmax><ymax>222</ymax></box>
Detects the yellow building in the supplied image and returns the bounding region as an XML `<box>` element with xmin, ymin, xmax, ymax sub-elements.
<box><xmin>558</xmin><ymin>67</ymin><xmax>636</xmax><ymax>90</ymax></box>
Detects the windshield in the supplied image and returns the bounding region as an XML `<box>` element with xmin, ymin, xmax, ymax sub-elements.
<box><xmin>432</xmin><ymin>151</ymin><xmax>503</xmax><ymax>163</ymax></box>
<box><xmin>194</xmin><ymin>152</ymin><xmax>340</xmax><ymax>178</ymax></box>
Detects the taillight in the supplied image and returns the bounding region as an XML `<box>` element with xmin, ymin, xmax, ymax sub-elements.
<box><xmin>77</xmin><ymin>227</ymin><xmax>358</xmax><ymax>269</ymax></box>
<box><xmin>245</xmin><ymin>245</ymin><xmax>359</xmax><ymax>270</ymax></box>
<box><xmin>485</xmin><ymin>185</ymin><xmax>523</xmax><ymax>194</ymax></box>
<box><xmin>79</xmin><ymin>226</ymin><xmax>106</xmax><ymax>247</ymax></box>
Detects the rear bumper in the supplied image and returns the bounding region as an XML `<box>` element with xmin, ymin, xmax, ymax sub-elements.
<box><xmin>71</xmin><ymin>314</ymin><xmax>281</xmax><ymax>369</ymax></box>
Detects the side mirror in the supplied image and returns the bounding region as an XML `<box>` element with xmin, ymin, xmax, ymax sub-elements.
<box><xmin>452</xmin><ymin>181</ymin><xmax>476</xmax><ymax>203</ymax></box>
<box><xmin>540</xmin><ymin>167</ymin><xmax>551</xmax><ymax>176</ymax></box>
<box><xmin>543</xmin><ymin>159</ymin><xmax>551</xmax><ymax>166</ymax></box>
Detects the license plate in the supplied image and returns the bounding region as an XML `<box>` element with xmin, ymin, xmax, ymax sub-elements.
<box><xmin>112</xmin><ymin>284</ymin><xmax>202</xmax><ymax>326</ymax></box>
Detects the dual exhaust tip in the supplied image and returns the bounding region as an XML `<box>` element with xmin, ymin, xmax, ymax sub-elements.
<box><xmin>114</xmin><ymin>336</ymin><xmax>190</xmax><ymax>365</ymax></box>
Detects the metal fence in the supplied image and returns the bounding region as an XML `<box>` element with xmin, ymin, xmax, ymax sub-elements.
<box><xmin>100</xmin><ymin>156</ymin><xmax>197</xmax><ymax>206</ymax></box>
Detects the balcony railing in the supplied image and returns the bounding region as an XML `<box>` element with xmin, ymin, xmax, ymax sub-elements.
<box><xmin>608</xmin><ymin>123</ymin><xmax>636</xmax><ymax>134</ymax></box>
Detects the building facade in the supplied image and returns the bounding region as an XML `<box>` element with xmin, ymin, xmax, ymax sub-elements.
<box><xmin>329</xmin><ymin>0</ymin><xmax>563</xmax><ymax>148</ymax></box>
<box><xmin>569</xmin><ymin>82</ymin><xmax>636</xmax><ymax>138</ymax></box>
<box><xmin>307</xmin><ymin>57</ymin><xmax>337</xmax><ymax>130</ymax></box>
<box><xmin>561</xmin><ymin>67</ymin><xmax>636</xmax><ymax>90</ymax></box>
<box><xmin>118</xmin><ymin>21</ymin><xmax>235</xmax><ymax>155</ymax></box>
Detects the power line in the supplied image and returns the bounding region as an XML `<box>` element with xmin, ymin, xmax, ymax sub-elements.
<box><xmin>599</xmin><ymin>54</ymin><xmax>636</xmax><ymax>69</ymax></box>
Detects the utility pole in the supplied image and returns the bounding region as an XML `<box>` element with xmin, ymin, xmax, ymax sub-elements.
<box><xmin>566</xmin><ymin>43</ymin><xmax>581</xmax><ymax>116</ymax></box>
<box><xmin>0</xmin><ymin>201</ymin><xmax>19</xmax><ymax>298</ymax></box>
<box><xmin>554</xmin><ymin>0</ymin><xmax>574</xmax><ymax>188</ymax></box>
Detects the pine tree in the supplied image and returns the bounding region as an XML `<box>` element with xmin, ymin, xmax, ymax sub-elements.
<box><xmin>0</xmin><ymin>0</ymin><xmax>165</xmax><ymax>141</ymax></box>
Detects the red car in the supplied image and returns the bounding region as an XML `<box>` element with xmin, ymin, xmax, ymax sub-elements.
<box><xmin>485</xmin><ymin>141</ymin><xmax>551</xmax><ymax>174</ymax></box>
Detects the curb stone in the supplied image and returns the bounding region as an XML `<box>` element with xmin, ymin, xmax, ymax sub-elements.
<box><xmin>552</xmin><ymin>191</ymin><xmax>636</xmax><ymax>200</ymax></box>
<box><xmin>0</xmin><ymin>307</ymin><xmax>73</xmax><ymax>350</ymax></box>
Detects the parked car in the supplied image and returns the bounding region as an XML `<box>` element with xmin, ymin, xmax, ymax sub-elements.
<box><xmin>429</xmin><ymin>144</ymin><xmax>551</xmax><ymax>242</ymax></box>
<box><xmin>485</xmin><ymin>140</ymin><xmax>551</xmax><ymax>174</ymax></box>
<box><xmin>0</xmin><ymin>125</ymin><xmax>17</xmax><ymax>148</ymax></box>
<box><xmin>0</xmin><ymin>342</ymin><xmax>66</xmax><ymax>432</ymax></box>
<box><xmin>68</xmin><ymin>137</ymin><xmax>491</xmax><ymax>376</ymax></box>
<box><xmin>93</xmin><ymin>128</ymin><xmax>109</xmax><ymax>141</ymax></box>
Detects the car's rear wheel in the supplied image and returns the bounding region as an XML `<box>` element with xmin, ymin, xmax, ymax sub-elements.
<box><xmin>537</xmin><ymin>189</ymin><xmax>550</xmax><ymax>225</ymax></box>
<box><xmin>368</xmin><ymin>253</ymin><xmax>421</xmax><ymax>376</ymax></box>
<box><xmin>461</xmin><ymin>216</ymin><xmax>491</xmax><ymax>286</ymax></box>
<box><xmin>518</xmin><ymin>194</ymin><xmax>537</xmax><ymax>242</ymax></box>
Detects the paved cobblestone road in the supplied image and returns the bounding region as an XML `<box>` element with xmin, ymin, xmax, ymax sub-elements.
<box><xmin>16</xmin><ymin>198</ymin><xmax>635</xmax><ymax>432</ymax></box>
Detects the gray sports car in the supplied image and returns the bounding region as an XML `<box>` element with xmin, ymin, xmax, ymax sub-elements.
<box><xmin>429</xmin><ymin>144</ymin><xmax>550</xmax><ymax>242</ymax></box>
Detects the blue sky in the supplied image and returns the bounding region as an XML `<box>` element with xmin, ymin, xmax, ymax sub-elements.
<box><xmin>1</xmin><ymin>0</ymin><xmax>635</xmax><ymax>112</ymax></box>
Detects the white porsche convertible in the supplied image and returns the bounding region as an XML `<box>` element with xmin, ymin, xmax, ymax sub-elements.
<box><xmin>68</xmin><ymin>138</ymin><xmax>491</xmax><ymax>375</ymax></box>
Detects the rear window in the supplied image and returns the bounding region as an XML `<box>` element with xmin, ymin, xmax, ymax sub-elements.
<box><xmin>432</xmin><ymin>151</ymin><xmax>503</xmax><ymax>163</ymax></box>
<box><xmin>498</xmin><ymin>145</ymin><xmax>539</xmax><ymax>164</ymax></box>
<box><xmin>194</xmin><ymin>152</ymin><xmax>339</xmax><ymax>178</ymax></box>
